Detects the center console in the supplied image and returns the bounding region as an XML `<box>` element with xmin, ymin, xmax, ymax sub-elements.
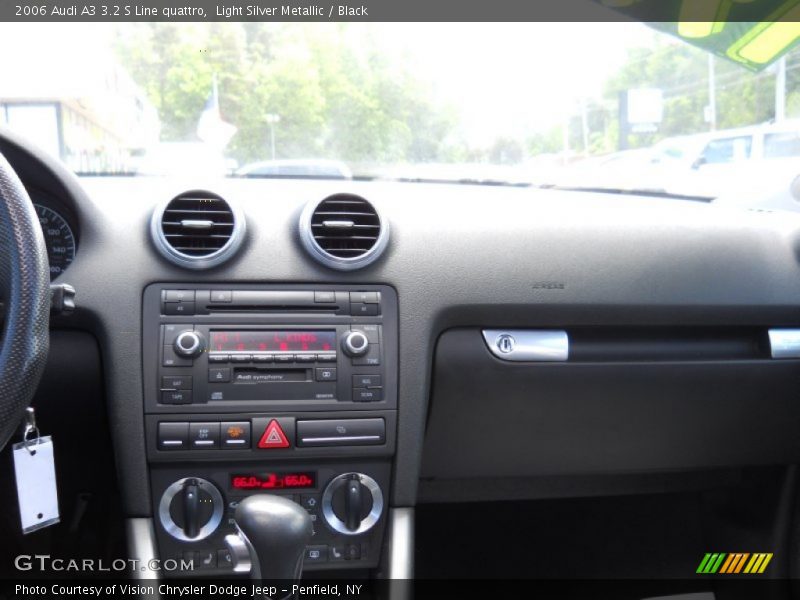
<box><xmin>142</xmin><ymin>284</ymin><xmax>397</xmax><ymax>576</ymax></box>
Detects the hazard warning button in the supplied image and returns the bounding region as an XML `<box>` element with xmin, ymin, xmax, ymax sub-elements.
<box><xmin>257</xmin><ymin>419</ymin><xmax>290</xmax><ymax>449</ymax></box>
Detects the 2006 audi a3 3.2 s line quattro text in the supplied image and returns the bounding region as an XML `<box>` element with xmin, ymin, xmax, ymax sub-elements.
<box><xmin>2</xmin><ymin>5</ymin><xmax>800</xmax><ymax>599</ymax></box>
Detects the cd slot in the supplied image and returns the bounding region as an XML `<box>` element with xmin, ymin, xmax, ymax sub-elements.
<box><xmin>233</xmin><ymin>368</ymin><xmax>309</xmax><ymax>383</ymax></box>
<box><xmin>195</xmin><ymin>290</ymin><xmax>350</xmax><ymax>315</ymax></box>
<box><xmin>206</xmin><ymin>305</ymin><xmax>340</xmax><ymax>313</ymax></box>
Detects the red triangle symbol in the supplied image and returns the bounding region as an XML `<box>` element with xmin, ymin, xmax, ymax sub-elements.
<box><xmin>258</xmin><ymin>420</ymin><xmax>290</xmax><ymax>449</ymax></box>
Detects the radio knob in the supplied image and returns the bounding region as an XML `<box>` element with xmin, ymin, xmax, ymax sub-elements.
<box><xmin>342</xmin><ymin>331</ymin><xmax>369</xmax><ymax>357</ymax></box>
<box><xmin>174</xmin><ymin>331</ymin><xmax>205</xmax><ymax>358</ymax></box>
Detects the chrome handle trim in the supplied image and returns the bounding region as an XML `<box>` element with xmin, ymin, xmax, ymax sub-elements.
<box><xmin>301</xmin><ymin>435</ymin><xmax>382</xmax><ymax>444</ymax></box>
<box><xmin>386</xmin><ymin>508</ymin><xmax>414</xmax><ymax>580</ymax></box>
<box><xmin>125</xmin><ymin>518</ymin><xmax>159</xmax><ymax>582</ymax></box>
<box><xmin>180</xmin><ymin>219</ymin><xmax>214</xmax><ymax>229</ymax></box>
<box><xmin>321</xmin><ymin>220</ymin><xmax>355</xmax><ymax>228</ymax></box>
<box><xmin>224</xmin><ymin>531</ymin><xmax>253</xmax><ymax>574</ymax></box>
<box><xmin>769</xmin><ymin>328</ymin><xmax>800</xmax><ymax>359</ymax></box>
<box><xmin>482</xmin><ymin>329</ymin><xmax>569</xmax><ymax>362</ymax></box>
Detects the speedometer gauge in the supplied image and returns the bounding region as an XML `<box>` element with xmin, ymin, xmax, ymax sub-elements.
<box><xmin>34</xmin><ymin>204</ymin><xmax>76</xmax><ymax>280</ymax></box>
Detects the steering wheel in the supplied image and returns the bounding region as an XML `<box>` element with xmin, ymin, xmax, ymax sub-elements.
<box><xmin>0</xmin><ymin>152</ymin><xmax>50</xmax><ymax>451</ymax></box>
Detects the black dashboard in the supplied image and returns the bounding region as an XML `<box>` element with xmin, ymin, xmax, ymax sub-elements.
<box><xmin>4</xmin><ymin>125</ymin><xmax>800</xmax><ymax>580</ymax></box>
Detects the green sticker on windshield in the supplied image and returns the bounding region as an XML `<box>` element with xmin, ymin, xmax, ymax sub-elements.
<box><xmin>601</xmin><ymin>0</ymin><xmax>800</xmax><ymax>70</ymax></box>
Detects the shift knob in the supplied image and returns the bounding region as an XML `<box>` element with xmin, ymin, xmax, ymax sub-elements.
<box><xmin>231</xmin><ymin>495</ymin><xmax>313</xmax><ymax>583</ymax></box>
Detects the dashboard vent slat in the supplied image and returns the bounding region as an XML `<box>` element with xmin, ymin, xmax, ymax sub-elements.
<box><xmin>299</xmin><ymin>193</ymin><xmax>389</xmax><ymax>271</ymax></box>
<box><xmin>151</xmin><ymin>190</ymin><xmax>246</xmax><ymax>270</ymax></box>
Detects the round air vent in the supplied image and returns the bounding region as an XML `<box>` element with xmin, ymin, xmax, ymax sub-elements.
<box><xmin>150</xmin><ymin>191</ymin><xmax>246</xmax><ymax>269</ymax></box>
<box><xmin>299</xmin><ymin>194</ymin><xmax>389</xmax><ymax>271</ymax></box>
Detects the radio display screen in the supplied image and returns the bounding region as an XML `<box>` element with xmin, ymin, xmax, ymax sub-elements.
<box><xmin>231</xmin><ymin>472</ymin><xmax>316</xmax><ymax>490</ymax></box>
<box><xmin>210</xmin><ymin>331</ymin><xmax>335</xmax><ymax>353</ymax></box>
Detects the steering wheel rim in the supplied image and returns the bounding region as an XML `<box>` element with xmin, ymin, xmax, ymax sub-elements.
<box><xmin>0</xmin><ymin>151</ymin><xmax>50</xmax><ymax>451</ymax></box>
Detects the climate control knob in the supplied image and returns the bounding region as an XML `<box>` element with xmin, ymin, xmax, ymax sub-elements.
<box><xmin>158</xmin><ymin>477</ymin><xmax>223</xmax><ymax>541</ymax></box>
<box><xmin>321</xmin><ymin>473</ymin><xmax>383</xmax><ymax>535</ymax></box>
<box><xmin>174</xmin><ymin>331</ymin><xmax>205</xmax><ymax>358</ymax></box>
<box><xmin>341</xmin><ymin>331</ymin><xmax>369</xmax><ymax>357</ymax></box>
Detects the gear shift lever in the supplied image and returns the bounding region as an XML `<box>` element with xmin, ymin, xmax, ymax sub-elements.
<box><xmin>225</xmin><ymin>495</ymin><xmax>313</xmax><ymax>585</ymax></box>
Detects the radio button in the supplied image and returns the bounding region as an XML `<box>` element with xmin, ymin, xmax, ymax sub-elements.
<box><xmin>256</xmin><ymin>419</ymin><xmax>291</xmax><ymax>449</ymax></box>
<box><xmin>352</xmin><ymin>344</ymin><xmax>380</xmax><ymax>366</ymax></box>
<box><xmin>190</xmin><ymin>423</ymin><xmax>220</xmax><ymax>449</ymax></box>
<box><xmin>217</xmin><ymin>549</ymin><xmax>234</xmax><ymax>569</ymax></box>
<box><xmin>315</xmin><ymin>368</ymin><xmax>337</xmax><ymax>382</ymax></box>
<box><xmin>163</xmin><ymin>324</ymin><xmax>193</xmax><ymax>345</ymax></box>
<box><xmin>296</xmin><ymin>354</ymin><xmax>316</xmax><ymax>363</ymax></box>
<box><xmin>296</xmin><ymin>418</ymin><xmax>385</xmax><ymax>447</ymax></box>
<box><xmin>330</xmin><ymin>544</ymin><xmax>361</xmax><ymax>561</ymax></box>
<box><xmin>163</xmin><ymin>345</ymin><xmax>192</xmax><ymax>367</ymax></box>
<box><xmin>158</xmin><ymin>422</ymin><xmax>189</xmax><ymax>450</ymax></box>
<box><xmin>350</xmin><ymin>302</ymin><xmax>379</xmax><ymax>317</ymax></box>
<box><xmin>174</xmin><ymin>331</ymin><xmax>204</xmax><ymax>358</ymax></box>
<box><xmin>342</xmin><ymin>331</ymin><xmax>369</xmax><ymax>357</ymax></box>
<box><xmin>316</xmin><ymin>354</ymin><xmax>337</xmax><ymax>362</ymax></box>
<box><xmin>353</xmin><ymin>387</ymin><xmax>382</xmax><ymax>402</ymax></box>
<box><xmin>208</xmin><ymin>354</ymin><xmax>229</xmax><ymax>363</ymax></box>
<box><xmin>349</xmin><ymin>291</ymin><xmax>379</xmax><ymax>304</ymax></box>
<box><xmin>162</xmin><ymin>390</ymin><xmax>192</xmax><ymax>405</ymax></box>
<box><xmin>252</xmin><ymin>354</ymin><xmax>273</xmax><ymax>363</ymax></box>
<box><xmin>314</xmin><ymin>291</ymin><xmax>336</xmax><ymax>303</ymax></box>
<box><xmin>300</xmin><ymin>495</ymin><xmax>319</xmax><ymax>511</ymax></box>
<box><xmin>209</xmin><ymin>368</ymin><xmax>231</xmax><ymax>383</ymax></box>
<box><xmin>353</xmin><ymin>374</ymin><xmax>381</xmax><ymax>388</ymax></box>
<box><xmin>164</xmin><ymin>301</ymin><xmax>196</xmax><ymax>316</ymax></box>
<box><xmin>351</xmin><ymin>324</ymin><xmax>380</xmax><ymax>343</ymax></box>
<box><xmin>221</xmin><ymin>422</ymin><xmax>251</xmax><ymax>449</ymax></box>
<box><xmin>210</xmin><ymin>290</ymin><xmax>232</xmax><ymax>303</ymax></box>
<box><xmin>274</xmin><ymin>354</ymin><xmax>294</xmax><ymax>363</ymax></box>
<box><xmin>305</xmin><ymin>545</ymin><xmax>328</xmax><ymax>563</ymax></box>
<box><xmin>161</xmin><ymin>375</ymin><xmax>192</xmax><ymax>390</ymax></box>
<box><xmin>165</xmin><ymin>290</ymin><xmax>196</xmax><ymax>303</ymax></box>
<box><xmin>230</xmin><ymin>354</ymin><xmax>251</xmax><ymax>363</ymax></box>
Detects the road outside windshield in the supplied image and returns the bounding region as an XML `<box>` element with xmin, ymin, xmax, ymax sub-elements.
<box><xmin>2</xmin><ymin>22</ymin><xmax>800</xmax><ymax>209</ymax></box>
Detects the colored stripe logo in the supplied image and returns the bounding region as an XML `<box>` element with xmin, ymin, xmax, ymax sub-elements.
<box><xmin>696</xmin><ymin>553</ymin><xmax>773</xmax><ymax>574</ymax></box>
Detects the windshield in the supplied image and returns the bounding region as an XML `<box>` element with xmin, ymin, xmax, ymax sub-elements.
<box><xmin>2</xmin><ymin>21</ymin><xmax>800</xmax><ymax>203</ymax></box>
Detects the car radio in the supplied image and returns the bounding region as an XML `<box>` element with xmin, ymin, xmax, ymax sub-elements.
<box><xmin>143</xmin><ymin>285</ymin><xmax>397</xmax><ymax>414</ymax></box>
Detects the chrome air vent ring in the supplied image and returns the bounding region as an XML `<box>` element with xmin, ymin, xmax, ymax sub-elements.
<box><xmin>150</xmin><ymin>190</ymin><xmax>246</xmax><ymax>270</ymax></box>
<box><xmin>299</xmin><ymin>193</ymin><xmax>389</xmax><ymax>271</ymax></box>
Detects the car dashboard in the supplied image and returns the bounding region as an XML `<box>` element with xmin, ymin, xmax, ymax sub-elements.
<box><xmin>4</xmin><ymin>126</ymin><xmax>800</xmax><ymax>584</ymax></box>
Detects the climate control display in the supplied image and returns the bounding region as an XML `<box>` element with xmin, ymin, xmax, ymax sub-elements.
<box><xmin>231</xmin><ymin>472</ymin><xmax>316</xmax><ymax>490</ymax></box>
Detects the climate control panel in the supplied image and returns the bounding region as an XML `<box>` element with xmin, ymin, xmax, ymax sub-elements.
<box><xmin>151</xmin><ymin>463</ymin><xmax>390</xmax><ymax>573</ymax></box>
